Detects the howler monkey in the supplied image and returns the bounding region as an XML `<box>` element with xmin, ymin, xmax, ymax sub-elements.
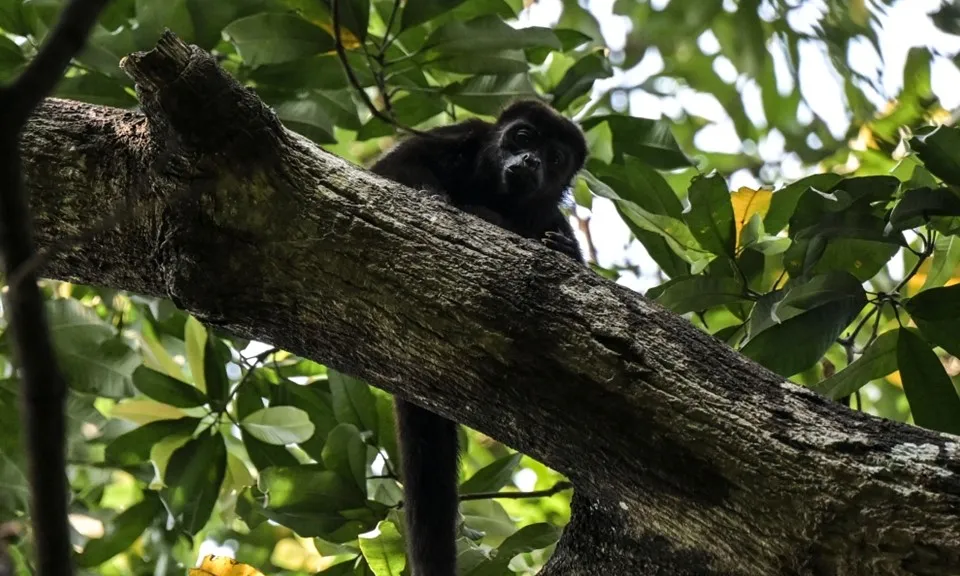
<box><xmin>369</xmin><ymin>99</ymin><xmax>587</xmax><ymax>576</ymax></box>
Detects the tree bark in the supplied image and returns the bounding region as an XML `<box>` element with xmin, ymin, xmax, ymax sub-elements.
<box><xmin>17</xmin><ymin>33</ymin><xmax>960</xmax><ymax>575</ymax></box>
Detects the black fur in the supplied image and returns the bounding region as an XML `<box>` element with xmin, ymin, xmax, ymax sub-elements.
<box><xmin>370</xmin><ymin>99</ymin><xmax>587</xmax><ymax>575</ymax></box>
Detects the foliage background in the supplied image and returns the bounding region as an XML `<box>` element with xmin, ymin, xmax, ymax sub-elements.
<box><xmin>1</xmin><ymin>0</ymin><xmax>960</xmax><ymax>574</ymax></box>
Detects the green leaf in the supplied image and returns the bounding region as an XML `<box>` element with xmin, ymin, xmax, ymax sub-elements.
<box><xmin>904</xmin><ymin>283</ymin><xmax>960</xmax><ymax>319</ymax></box>
<box><xmin>250</xmin><ymin>52</ymin><xmax>366</xmax><ymax>90</ymax></box>
<box><xmin>242</xmin><ymin>406</ymin><xmax>316</xmax><ymax>444</ymax></box>
<box><xmin>444</xmin><ymin>73</ymin><xmax>538</xmax><ymax>116</ymax></box>
<box><xmin>48</xmin><ymin>300</ymin><xmax>139</xmax><ymax>398</ymax></box>
<box><xmin>742</xmin><ymin>272</ymin><xmax>866</xmax><ymax>376</ymax></box>
<box><xmin>0</xmin><ymin>34</ymin><xmax>25</xmax><ymax>82</ymax></box>
<box><xmin>132</xmin><ymin>366</ymin><xmax>207</xmax><ymax>408</ymax></box>
<box><xmin>646</xmin><ymin>275</ymin><xmax>747</xmax><ymax>314</ymax></box>
<box><xmin>161</xmin><ymin>431</ymin><xmax>227</xmax><ymax>534</ymax></box>
<box><xmin>54</xmin><ymin>71</ymin><xmax>137</xmax><ymax>108</ymax></box>
<box><xmin>272</xmin><ymin>379</ymin><xmax>338</xmax><ymax>458</ymax></box>
<box><xmin>104</xmin><ymin>417</ymin><xmax>200</xmax><ymax>465</ymax></box>
<box><xmin>922</xmin><ymin>235</ymin><xmax>960</xmax><ymax>290</ymax></box>
<box><xmin>465</xmin><ymin>523</ymin><xmax>560</xmax><ymax>576</ymax></box>
<box><xmin>581</xmin><ymin>115</ymin><xmax>691</xmax><ymax>169</ymax></box>
<box><xmin>356</xmin><ymin>92</ymin><xmax>445</xmax><ymax>140</ymax></box>
<box><xmin>889</xmin><ymin>187</ymin><xmax>960</xmax><ymax>231</ymax></box>
<box><xmin>359</xmin><ymin>521</ymin><xmax>406</xmax><ymax>576</ymax></box>
<box><xmin>322</xmin><ymin>423</ymin><xmax>367</xmax><ymax>493</ymax></box>
<box><xmin>897</xmin><ymin>329</ymin><xmax>960</xmax><ymax>435</ymax></box>
<box><xmin>0</xmin><ymin>0</ymin><xmax>29</xmax><ymax>35</ymax></box>
<box><xmin>225</xmin><ymin>12</ymin><xmax>335</xmax><ymax>67</ymax></box>
<box><xmin>77</xmin><ymin>492</ymin><xmax>164</xmax><ymax>567</ymax></box>
<box><xmin>903</xmin><ymin>284</ymin><xmax>960</xmax><ymax>358</ymax></box>
<box><xmin>400</xmin><ymin>0</ymin><xmax>469</xmax><ymax>30</ymax></box>
<box><xmin>911</xmin><ymin>124</ymin><xmax>960</xmax><ymax>187</ymax></box>
<box><xmin>764</xmin><ymin>173</ymin><xmax>843</xmax><ymax>235</ymax></box>
<box><xmin>324</xmin><ymin>0</ymin><xmax>369</xmax><ymax>42</ymax></box>
<box><xmin>259</xmin><ymin>464</ymin><xmax>365</xmax><ymax>512</ymax></box>
<box><xmin>329</xmin><ymin>370</ymin><xmax>379</xmax><ymax>435</ymax></box>
<box><xmin>134</xmin><ymin>0</ymin><xmax>194</xmax><ymax>47</ymax></box>
<box><xmin>811</xmin><ymin>330</ymin><xmax>898</xmax><ymax>400</ymax></box>
<box><xmin>203</xmin><ymin>334</ymin><xmax>230</xmax><ymax>405</ymax></box>
<box><xmin>684</xmin><ymin>173</ymin><xmax>736</xmax><ymax>258</ymax></box>
<box><xmin>460</xmin><ymin>452</ymin><xmax>521</xmax><ymax>494</ymax></box>
<box><xmin>243</xmin><ymin>434</ymin><xmax>299</xmax><ymax>471</ymax></box>
<box><xmin>421</xmin><ymin>16</ymin><xmax>559</xmax><ymax>55</ymax></box>
<box><xmin>549</xmin><ymin>51</ymin><xmax>612</xmax><ymax>112</ymax></box>
<box><xmin>184</xmin><ymin>315</ymin><xmax>207</xmax><ymax>392</ymax></box>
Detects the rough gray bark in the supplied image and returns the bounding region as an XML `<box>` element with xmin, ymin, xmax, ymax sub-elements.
<box><xmin>17</xmin><ymin>33</ymin><xmax>960</xmax><ymax>576</ymax></box>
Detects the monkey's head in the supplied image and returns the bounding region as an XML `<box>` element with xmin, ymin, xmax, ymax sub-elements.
<box><xmin>492</xmin><ymin>100</ymin><xmax>587</xmax><ymax>203</ymax></box>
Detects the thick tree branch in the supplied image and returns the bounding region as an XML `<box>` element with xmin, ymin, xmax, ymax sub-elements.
<box><xmin>16</xmin><ymin>33</ymin><xmax>960</xmax><ymax>575</ymax></box>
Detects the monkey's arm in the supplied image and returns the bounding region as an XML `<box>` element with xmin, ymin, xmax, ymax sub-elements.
<box><xmin>542</xmin><ymin>212</ymin><xmax>584</xmax><ymax>263</ymax></box>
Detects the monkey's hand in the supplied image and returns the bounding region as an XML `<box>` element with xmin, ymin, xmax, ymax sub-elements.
<box><xmin>542</xmin><ymin>231</ymin><xmax>582</xmax><ymax>262</ymax></box>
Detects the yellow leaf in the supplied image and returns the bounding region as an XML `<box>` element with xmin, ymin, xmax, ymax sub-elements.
<box><xmin>317</xmin><ymin>23</ymin><xmax>362</xmax><ymax>49</ymax></box>
<box><xmin>887</xmin><ymin>370</ymin><xmax>902</xmax><ymax>388</ymax></box>
<box><xmin>730</xmin><ymin>186</ymin><xmax>772</xmax><ymax>247</ymax></box>
<box><xmin>110</xmin><ymin>399</ymin><xmax>187</xmax><ymax>424</ymax></box>
<box><xmin>190</xmin><ymin>555</ymin><xmax>265</xmax><ymax>576</ymax></box>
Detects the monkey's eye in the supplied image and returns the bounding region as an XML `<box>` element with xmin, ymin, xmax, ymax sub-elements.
<box><xmin>515</xmin><ymin>129</ymin><xmax>533</xmax><ymax>146</ymax></box>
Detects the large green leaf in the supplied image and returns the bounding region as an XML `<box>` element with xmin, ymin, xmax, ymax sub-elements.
<box><xmin>132</xmin><ymin>366</ymin><xmax>207</xmax><ymax>408</ymax></box>
<box><xmin>444</xmin><ymin>73</ymin><xmax>538</xmax><ymax>115</ymax></box>
<box><xmin>922</xmin><ymin>235</ymin><xmax>960</xmax><ymax>290</ymax></box>
<box><xmin>225</xmin><ymin>12</ymin><xmax>335</xmax><ymax>67</ymax></box>
<box><xmin>903</xmin><ymin>284</ymin><xmax>960</xmax><ymax>358</ymax></box>
<box><xmin>48</xmin><ymin>300</ymin><xmax>139</xmax><ymax>399</ymax></box>
<box><xmin>242</xmin><ymin>406</ymin><xmax>316</xmax><ymax>445</ymax></box>
<box><xmin>399</xmin><ymin>0</ymin><xmax>469</xmax><ymax>30</ymax></box>
<box><xmin>272</xmin><ymin>379</ymin><xmax>338</xmax><ymax>459</ymax></box>
<box><xmin>742</xmin><ymin>272</ymin><xmax>866</xmax><ymax>376</ymax></box>
<box><xmin>421</xmin><ymin>15</ymin><xmax>559</xmax><ymax>55</ymax></box>
<box><xmin>466</xmin><ymin>523</ymin><xmax>560</xmax><ymax>576</ymax></box>
<box><xmin>104</xmin><ymin>417</ymin><xmax>200</xmax><ymax>466</ymax></box>
<box><xmin>897</xmin><ymin>329</ymin><xmax>960</xmax><ymax>435</ymax></box>
<box><xmin>646</xmin><ymin>275</ymin><xmax>747</xmax><ymax>314</ymax></box>
<box><xmin>259</xmin><ymin>464</ymin><xmax>365</xmax><ymax>512</ymax></box>
<box><xmin>549</xmin><ymin>51</ymin><xmax>612</xmax><ymax>112</ymax></box>
<box><xmin>811</xmin><ymin>330</ymin><xmax>898</xmax><ymax>400</ymax></box>
<box><xmin>684</xmin><ymin>173</ymin><xmax>736</xmax><ymax>258</ymax></box>
<box><xmin>77</xmin><ymin>491</ymin><xmax>164</xmax><ymax>567</ymax></box>
<box><xmin>911</xmin><ymin>124</ymin><xmax>960</xmax><ymax>187</ymax></box>
<box><xmin>888</xmin><ymin>187</ymin><xmax>960</xmax><ymax>231</ymax></box>
<box><xmin>329</xmin><ymin>370</ymin><xmax>379</xmax><ymax>436</ymax></box>
<box><xmin>460</xmin><ymin>452</ymin><xmax>521</xmax><ymax>494</ymax></box>
<box><xmin>321</xmin><ymin>423</ymin><xmax>367</xmax><ymax>493</ymax></box>
<box><xmin>581</xmin><ymin>114</ymin><xmax>691</xmax><ymax>169</ymax></box>
<box><xmin>204</xmin><ymin>335</ymin><xmax>231</xmax><ymax>406</ymax></box>
<box><xmin>764</xmin><ymin>173</ymin><xmax>843</xmax><ymax>235</ymax></box>
<box><xmin>359</xmin><ymin>520</ymin><xmax>406</xmax><ymax>576</ymax></box>
<box><xmin>161</xmin><ymin>431</ymin><xmax>227</xmax><ymax>534</ymax></box>
<box><xmin>242</xmin><ymin>434</ymin><xmax>299</xmax><ymax>471</ymax></box>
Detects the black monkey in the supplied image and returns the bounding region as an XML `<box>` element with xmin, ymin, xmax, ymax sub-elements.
<box><xmin>369</xmin><ymin>99</ymin><xmax>587</xmax><ymax>575</ymax></box>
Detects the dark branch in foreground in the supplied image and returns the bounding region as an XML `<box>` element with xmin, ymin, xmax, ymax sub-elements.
<box><xmin>0</xmin><ymin>0</ymin><xmax>111</xmax><ymax>574</ymax></box>
<box><xmin>458</xmin><ymin>481</ymin><xmax>574</xmax><ymax>502</ymax></box>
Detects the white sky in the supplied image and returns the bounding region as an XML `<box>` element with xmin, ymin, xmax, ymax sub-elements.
<box><xmin>521</xmin><ymin>0</ymin><xmax>960</xmax><ymax>292</ymax></box>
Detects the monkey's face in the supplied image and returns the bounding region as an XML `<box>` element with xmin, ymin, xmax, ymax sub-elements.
<box><xmin>498</xmin><ymin>122</ymin><xmax>576</xmax><ymax>200</ymax></box>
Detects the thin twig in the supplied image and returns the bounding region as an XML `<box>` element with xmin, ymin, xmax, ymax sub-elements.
<box><xmin>379</xmin><ymin>0</ymin><xmax>402</xmax><ymax>53</ymax></box>
<box><xmin>4</xmin><ymin>0</ymin><xmax>111</xmax><ymax>132</ymax></box>
<box><xmin>458</xmin><ymin>481</ymin><xmax>573</xmax><ymax>502</ymax></box>
<box><xmin>0</xmin><ymin>1</ymin><xmax>111</xmax><ymax>574</ymax></box>
<box><xmin>332</xmin><ymin>0</ymin><xmax>433</xmax><ymax>138</ymax></box>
